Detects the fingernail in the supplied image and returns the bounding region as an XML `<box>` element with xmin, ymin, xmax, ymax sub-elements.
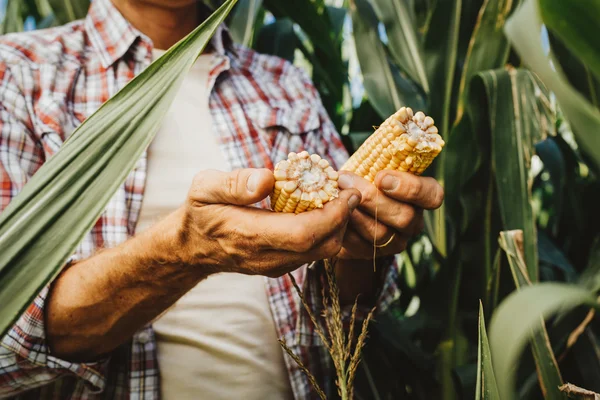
<box><xmin>381</xmin><ymin>175</ymin><xmax>398</xmax><ymax>191</ymax></box>
<box><xmin>338</xmin><ymin>173</ymin><xmax>354</xmax><ymax>189</ymax></box>
<box><xmin>348</xmin><ymin>194</ymin><xmax>360</xmax><ymax>210</ymax></box>
<box><xmin>246</xmin><ymin>171</ymin><xmax>260</xmax><ymax>192</ymax></box>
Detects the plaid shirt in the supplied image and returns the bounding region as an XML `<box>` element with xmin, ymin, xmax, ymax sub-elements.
<box><xmin>0</xmin><ymin>0</ymin><xmax>400</xmax><ymax>398</ymax></box>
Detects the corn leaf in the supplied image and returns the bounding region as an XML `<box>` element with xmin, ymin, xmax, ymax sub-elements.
<box><xmin>369</xmin><ymin>0</ymin><xmax>430</xmax><ymax>93</ymax></box>
<box><xmin>0</xmin><ymin>0</ymin><xmax>25</xmax><ymax>34</ymax></box>
<box><xmin>47</xmin><ymin>0</ymin><xmax>89</xmax><ymax>24</ymax></box>
<box><xmin>228</xmin><ymin>0</ymin><xmax>263</xmax><ymax>47</ymax></box>
<box><xmin>539</xmin><ymin>0</ymin><xmax>600</xmax><ymax>81</ymax></box>
<box><xmin>464</xmin><ymin>68</ymin><xmax>551</xmax><ymax>281</ymax></box>
<box><xmin>455</xmin><ymin>0</ymin><xmax>517</xmax><ymax>122</ymax></box>
<box><xmin>0</xmin><ymin>0</ymin><xmax>238</xmax><ymax>339</ymax></box>
<box><xmin>499</xmin><ymin>230</ymin><xmax>567</xmax><ymax>400</ymax></box>
<box><xmin>504</xmin><ymin>0</ymin><xmax>600</xmax><ymax>175</ymax></box>
<box><xmin>423</xmin><ymin>0</ymin><xmax>461</xmax><ymax>137</ymax></box>
<box><xmin>349</xmin><ymin>0</ymin><xmax>426</xmax><ymax>119</ymax></box>
<box><xmin>475</xmin><ymin>302</ymin><xmax>500</xmax><ymax>400</ymax></box>
<box><xmin>489</xmin><ymin>283</ymin><xmax>599</xmax><ymax>399</ymax></box>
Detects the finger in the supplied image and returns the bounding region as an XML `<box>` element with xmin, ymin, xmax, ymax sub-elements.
<box><xmin>374</xmin><ymin>170</ymin><xmax>444</xmax><ymax>209</ymax></box>
<box><xmin>339</xmin><ymin>229</ymin><xmax>376</xmax><ymax>260</ymax></box>
<box><xmin>227</xmin><ymin>188</ymin><xmax>361</xmax><ymax>253</ymax></box>
<box><xmin>349</xmin><ymin>209</ymin><xmax>392</xmax><ymax>244</ymax></box>
<box><xmin>339</xmin><ymin>172</ymin><xmax>417</xmax><ymax>230</ymax></box>
<box><xmin>189</xmin><ymin>168</ymin><xmax>275</xmax><ymax>206</ymax></box>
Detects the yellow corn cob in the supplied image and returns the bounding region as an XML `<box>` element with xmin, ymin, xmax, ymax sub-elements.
<box><xmin>270</xmin><ymin>151</ymin><xmax>340</xmax><ymax>214</ymax></box>
<box><xmin>270</xmin><ymin>107</ymin><xmax>443</xmax><ymax>213</ymax></box>
<box><xmin>341</xmin><ymin>106</ymin><xmax>444</xmax><ymax>181</ymax></box>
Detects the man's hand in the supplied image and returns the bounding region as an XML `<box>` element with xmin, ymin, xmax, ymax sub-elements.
<box><xmin>46</xmin><ymin>168</ymin><xmax>360</xmax><ymax>361</ymax></box>
<box><xmin>336</xmin><ymin>170</ymin><xmax>444</xmax><ymax>260</ymax></box>
<box><xmin>167</xmin><ymin>168</ymin><xmax>361</xmax><ymax>277</ymax></box>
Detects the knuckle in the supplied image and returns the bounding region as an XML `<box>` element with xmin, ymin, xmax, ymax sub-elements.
<box><xmin>324</xmin><ymin>237</ymin><xmax>343</xmax><ymax>257</ymax></box>
<box><xmin>406</xmin><ymin>178</ymin><xmax>423</xmax><ymax>200</ymax></box>
<box><xmin>434</xmin><ymin>185</ymin><xmax>445</xmax><ymax>208</ymax></box>
<box><xmin>225</xmin><ymin>170</ymin><xmax>242</xmax><ymax>198</ymax></box>
<box><xmin>397</xmin><ymin>206</ymin><xmax>416</xmax><ymax>228</ymax></box>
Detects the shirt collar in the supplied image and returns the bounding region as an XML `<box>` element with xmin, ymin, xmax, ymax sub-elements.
<box><xmin>85</xmin><ymin>0</ymin><xmax>235</xmax><ymax>69</ymax></box>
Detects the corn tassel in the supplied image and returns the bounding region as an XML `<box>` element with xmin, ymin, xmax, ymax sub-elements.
<box><xmin>270</xmin><ymin>107</ymin><xmax>444</xmax><ymax>213</ymax></box>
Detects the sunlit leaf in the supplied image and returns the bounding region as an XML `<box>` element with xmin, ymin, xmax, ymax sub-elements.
<box><xmin>539</xmin><ymin>0</ymin><xmax>600</xmax><ymax>81</ymax></box>
<box><xmin>369</xmin><ymin>0</ymin><xmax>429</xmax><ymax>93</ymax></box>
<box><xmin>228</xmin><ymin>0</ymin><xmax>263</xmax><ymax>47</ymax></box>
<box><xmin>47</xmin><ymin>0</ymin><xmax>89</xmax><ymax>24</ymax></box>
<box><xmin>504</xmin><ymin>0</ymin><xmax>600</xmax><ymax>175</ymax></box>
<box><xmin>0</xmin><ymin>0</ymin><xmax>25</xmax><ymax>34</ymax></box>
<box><xmin>489</xmin><ymin>283</ymin><xmax>599</xmax><ymax>399</ymax></box>
<box><xmin>473</xmin><ymin>68</ymin><xmax>554</xmax><ymax>280</ymax></box>
<box><xmin>455</xmin><ymin>0</ymin><xmax>517</xmax><ymax>122</ymax></box>
<box><xmin>0</xmin><ymin>0</ymin><xmax>238</xmax><ymax>339</ymax></box>
<box><xmin>349</xmin><ymin>0</ymin><xmax>426</xmax><ymax>119</ymax></box>
<box><xmin>475</xmin><ymin>302</ymin><xmax>500</xmax><ymax>400</ymax></box>
<box><xmin>500</xmin><ymin>230</ymin><xmax>567</xmax><ymax>400</ymax></box>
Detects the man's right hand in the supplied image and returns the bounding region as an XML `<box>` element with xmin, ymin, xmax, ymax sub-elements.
<box><xmin>163</xmin><ymin>168</ymin><xmax>362</xmax><ymax>278</ymax></box>
<box><xmin>46</xmin><ymin>167</ymin><xmax>360</xmax><ymax>361</ymax></box>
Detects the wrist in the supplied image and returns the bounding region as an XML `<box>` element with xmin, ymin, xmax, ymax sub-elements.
<box><xmin>137</xmin><ymin>206</ymin><xmax>229</xmax><ymax>277</ymax></box>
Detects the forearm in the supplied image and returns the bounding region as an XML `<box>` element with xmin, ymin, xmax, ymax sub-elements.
<box><xmin>46</xmin><ymin>208</ymin><xmax>211</xmax><ymax>362</ymax></box>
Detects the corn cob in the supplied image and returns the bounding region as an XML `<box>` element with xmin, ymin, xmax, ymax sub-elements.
<box><xmin>270</xmin><ymin>151</ymin><xmax>340</xmax><ymax>213</ymax></box>
<box><xmin>270</xmin><ymin>107</ymin><xmax>444</xmax><ymax>213</ymax></box>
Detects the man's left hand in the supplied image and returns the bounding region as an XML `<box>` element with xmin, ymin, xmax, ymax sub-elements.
<box><xmin>336</xmin><ymin>170</ymin><xmax>444</xmax><ymax>260</ymax></box>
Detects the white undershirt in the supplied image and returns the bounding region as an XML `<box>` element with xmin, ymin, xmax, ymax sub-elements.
<box><xmin>136</xmin><ymin>49</ymin><xmax>293</xmax><ymax>400</ymax></box>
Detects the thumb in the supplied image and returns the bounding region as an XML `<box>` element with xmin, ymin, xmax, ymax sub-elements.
<box><xmin>188</xmin><ymin>168</ymin><xmax>275</xmax><ymax>206</ymax></box>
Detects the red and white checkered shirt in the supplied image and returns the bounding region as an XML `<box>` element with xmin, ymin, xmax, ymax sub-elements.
<box><xmin>0</xmin><ymin>0</ymin><xmax>399</xmax><ymax>398</ymax></box>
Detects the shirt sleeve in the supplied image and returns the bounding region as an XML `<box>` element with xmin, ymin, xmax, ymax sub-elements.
<box><xmin>0</xmin><ymin>58</ymin><xmax>109</xmax><ymax>397</ymax></box>
<box><xmin>285</xmin><ymin>64</ymin><xmax>401</xmax><ymax>343</ymax></box>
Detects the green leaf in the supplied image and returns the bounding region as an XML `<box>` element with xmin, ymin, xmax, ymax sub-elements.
<box><xmin>455</xmin><ymin>0</ymin><xmax>516</xmax><ymax>122</ymax></box>
<box><xmin>0</xmin><ymin>0</ymin><xmax>238</xmax><ymax>339</ymax></box>
<box><xmin>475</xmin><ymin>302</ymin><xmax>500</xmax><ymax>400</ymax></box>
<box><xmin>539</xmin><ymin>0</ymin><xmax>600</xmax><ymax>81</ymax></box>
<box><xmin>548</xmin><ymin>32</ymin><xmax>600</xmax><ymax>111</ymax></box>
<box><xmin>369</xmin><ymin>0</ymin><xmax>430</xmax><ymax>93</ymax></box>
<box><xmin>228</xmin><ymin>0</ymin><xmax>263</xmax><ymax>46</ymax></box>
<box><xmin>499</xmin><ymin>230</ymin><xmax>567</xmax><ymax>400</ymax></box>
<box><xmin>423</xmin><ymin>0</ymin><xmax>461</xmax><ymax>137</ymax></box>
<box><xmin>255</xmin><ymin>19</ymin><xmax>298</xmax><ymax>62</ymax></box>
<box><xmin>0</xmin><ymin>0</ymin><xmax>25</xmax><ymax>34</ymax></box>
<box><xmin>47</xmin><ymin>0</ymin><xmax>89</xmax><ymax>24</ymax></box>
<box><xmin>489</xmin><ymin>283</ymin><xmax>599</xmax><ymax>399</ymax></box>
<box><xmin>471</xmin><ymin>68</ymin><xmax>554</xmax><ymax>281</ymax></box>
<box><xmin>349</xmin><ymin>0</ymin><xmax>426</xmax><ymax>119</ymax></box>
<box><xmin>504</xmin><ymin>0</ymin><xmax>600</xmax><ymax>175</ymax></box>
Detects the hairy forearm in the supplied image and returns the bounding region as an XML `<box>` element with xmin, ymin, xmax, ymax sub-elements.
<box><xmin>45</xmin><ymin>209</ymin><xmax>211</xmax><ymax>362</ymax></box>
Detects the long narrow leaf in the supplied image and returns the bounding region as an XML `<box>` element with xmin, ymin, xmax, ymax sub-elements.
<box><xmin>369</xmin><ymin>0</ymin><xmax>429</xmax><ymax>93</ymax></box>
<box><xmin>0</xmin><ymin>0</ymin><xmax>25</xmax><ymax>34</ymax></box>
<box><xmin>539</xmin><ymin>0</ymin><xmax>600</xmax><ymax>81</ymax></box>
<box><xmin>477</xmin><ymin>68</ymin><xmax>554</xmax><ymax>281</ymax></box>
<box><xmin>423</xmin><ymin>0</ymin><xmax>461</xmax><ymax>138</ymax></box>
<box><xmin>455</xmin><ymin>0</ymin><xmax>516</xmax><ymax>122</ymax></box>
<box><xmin>489</xmin><ymin>283</ymin><xmax>599</xmax><ymax>399</ymax></box>
<box><xmin>228</xmin><ymin>0</ymin><xmax>263</xmax><ymax>47</ymax></box>
<box><xmin>475</xmin><ymin>302</ymin><xmax>500</xmax><ymax>400</ymax></box>
<box><xmin>48</xmin><ymin>0</ymin><xmax>90</xmax><ymax>24</ymax></box>
<box><xmin>499</xmin><ymin>230</ymin><xmax>567</xmax><ymax>400</ymax></box>
<box><xmin>504</xmin><ymin>0</ymin><xmax>600</xmax><ymax>175</ymax></box>
<box><xmin>0</xmin><ymin>0</ymin><xmax>238</xmax><ymax>339</ymax></box>
<box><xmin>349</xmin><ymin>0</ymin><xmax>426</xmax><ymax>119</ymax></box>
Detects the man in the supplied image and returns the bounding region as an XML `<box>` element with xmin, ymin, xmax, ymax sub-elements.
<box><xmin>0</xmin><ymin>0</ymin><xmax>444</xmax><ymax>399</ymax></box>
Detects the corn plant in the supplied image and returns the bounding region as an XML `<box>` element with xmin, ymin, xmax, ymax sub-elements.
<box><xmin>2</xmin><ymin>0</ymin><xmax>600</xmax><ymax>399</ymax></box>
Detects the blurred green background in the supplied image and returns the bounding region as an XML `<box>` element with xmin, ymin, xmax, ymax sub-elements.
<box><xmin>2</xmin><ymin>0</ymin><xmax>600</xmax><ymax>399</ymax></box>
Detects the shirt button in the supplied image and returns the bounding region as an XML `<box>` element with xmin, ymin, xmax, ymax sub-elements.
<box><xmin>137</xmin><ymin>331</ymin><xmax>151</xmax><ymax>344</ymax></box>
